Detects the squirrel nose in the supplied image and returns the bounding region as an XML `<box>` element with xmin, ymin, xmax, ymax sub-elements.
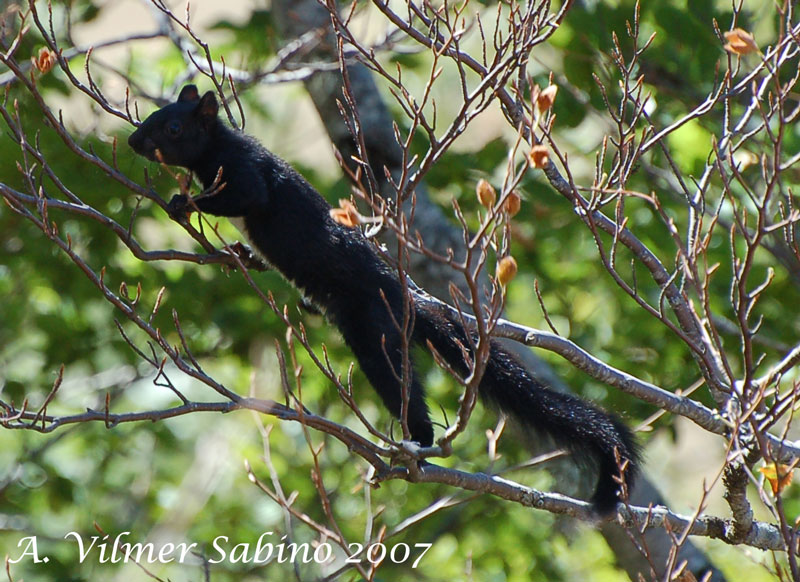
<box><xmin>128</xmin><ymin>129</ymin><xmax>141</xmax><ymax>150</ymax></box>
<box><xmin>128</xmin><ymin>128</ymin><xmax>154</xmax><ymax>155</ymax></box>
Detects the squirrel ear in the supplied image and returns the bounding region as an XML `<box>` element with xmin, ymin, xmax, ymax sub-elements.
<box><xmin>197</xmin><ymin>91</ymin><xmax>219</xmax><ymax>121</ymax></box>
<box><xmin>177</xmin><ymin>85</ymin><xmax>200</xmax><ymax>102</ymax></box>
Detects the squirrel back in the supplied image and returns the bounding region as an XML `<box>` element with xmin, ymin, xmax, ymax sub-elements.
<box><xmin>129</xmin><ymin>85</ymin><xmax>638</xmax><ymax>513</ymax></box>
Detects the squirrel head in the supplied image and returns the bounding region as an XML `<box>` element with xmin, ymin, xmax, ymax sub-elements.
<box><xmin>128</xmin><ymin>85</ymin><xmax>219</xmax><ymax>168</ymax></box>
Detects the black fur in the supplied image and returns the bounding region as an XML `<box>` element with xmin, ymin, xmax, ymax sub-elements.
<box><xmin>128</xmin><ymin>85</ymin><xmax>638</xmax><ymax>513</ymax></box>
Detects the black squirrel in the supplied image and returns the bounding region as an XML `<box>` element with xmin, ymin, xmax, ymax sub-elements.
<box><xmin>128</xmin><ymin>85</ymin><xmax>638</xmax><ymax>513</ymax></box>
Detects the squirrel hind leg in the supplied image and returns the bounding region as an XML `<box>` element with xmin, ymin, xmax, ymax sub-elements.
<box><xmin>340</xmin><ymin>318</ymin><xmax>434</xmax><ymax>447</ymax></box>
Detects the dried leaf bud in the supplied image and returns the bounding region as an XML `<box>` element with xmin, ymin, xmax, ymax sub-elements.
<box><xmin>330</xmin><ymin>199</ymin><xmax>360</xmax><ymax>227</ymax></box>
<box><xmin>536</xmin><ymin>84</ymin><xmax>558</xmax><ymax>112</ymax></box>
<box><xmin>528</xmin><ymin>145</ymin><xmax>549</xmax><ymax>169</ymax></box>
<box><xmin>32</xmin><ymin>47</ymin><xmax>57</xmax><ymax>74</ymax></box>
<box><xmin>496</xmin><ymin>256</ymin><xmax>518</xmax><ymax>286</ymax></box>
<box><xmin>723</xmin><ymin>28</ymin><xmax>758</xmax><ymax>55</ymax></box>
<box><xmin>503</xmin><ymin>191</ymin><xmax>522</xmax><ymax>217</ymax></box>
<box><xmin>476</xmin><ymin>178</ymin><xmax>496</xmax><ymax>208</ymax></box>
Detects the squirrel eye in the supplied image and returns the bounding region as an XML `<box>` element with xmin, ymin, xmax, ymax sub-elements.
<box><xmin>165</xmin><ymin>120</ymin><xmax>183</xmax><ymax>137</ymax></box>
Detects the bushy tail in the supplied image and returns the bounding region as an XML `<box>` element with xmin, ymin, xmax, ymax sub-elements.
<box><xmin>413</xmin><ymin>301</ymin><xmax>638</xmax><ymax>514</ymax></box>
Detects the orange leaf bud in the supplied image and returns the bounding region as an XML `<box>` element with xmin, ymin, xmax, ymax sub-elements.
<box><xmin>330</xmin><ymin>199</ymin><xmax>360</xmax><ymax>228</ymax></box>
<box><xmin>503</xmin><ymin>191</ymin><xmax>522</xmax><ymax>217</ymax></box>
<box><xmin>32</xmin><ymin>47</ymin><xmax>57</xmax><ymax>74</ymax></box>
<box><xmin>528</xmin><ymin>145</ymin><xmax>549</xmax><ymax>169</ymax></box>
<box><xmin>476</xmin><ymin>178</ymin><xmax>497</xmax><ymax>208</ymax></box>
<box><xmin>536</xmin><ymin>84</ymin><xmax>558</xmax><ymax>113</ymax></box>
<box><xmin>758</xmin><ymin>463</ymin><xmax>794</xmax><ymax>495</ymax></box>
<box><xmin>496</xmin><ymin>256</ymin><xmax>518</xmax><ymax>286</ymax></box>
<box><xmin>723</xmin><ymin>28</ymin><xmax>758</xmax><ymax>55</ymax></box>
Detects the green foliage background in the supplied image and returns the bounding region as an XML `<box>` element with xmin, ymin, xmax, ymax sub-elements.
<box><xmin>0</xmin><ymin>1</ymin><xmax>795</xmax><ymax>580</ymax></box>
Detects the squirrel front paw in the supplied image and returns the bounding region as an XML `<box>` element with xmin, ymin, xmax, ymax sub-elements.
<box><xmin>229</xmin><ymin>241</ymin><xmax>255</xmax><ymax>262</ymax></box>
<box><xmin>166</xmin><ymin>194</ymin><xmax>191</xmax><ymax>220</ymax></box>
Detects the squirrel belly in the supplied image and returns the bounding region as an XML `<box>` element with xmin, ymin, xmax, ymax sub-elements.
<box><xmin>228</xmin><ymin>216</ymin><xmax>270</xmax><ymax>265</ymax></box>
<box><xmin>128</xmin><ymin>84</ymin><xmax>639</xmax><ymax>514</ymax></box>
